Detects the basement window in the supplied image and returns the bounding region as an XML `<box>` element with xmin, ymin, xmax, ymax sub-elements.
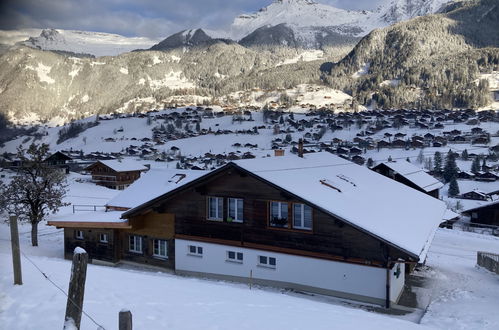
<box><xmin>75</xmin><ymin>230</ymin><xmax>84</xmax><ymax>240</ymax></box>
<box><xmin>226</xmin><ymin>250</ymin><xmax>243</xmax><ymax>263</ymax></box>
<box><xmin>99</xmin><ymin>233</ymin><xmax>108</xmax><ymax>243</ymax></box>
<box><xmin>258</xmin><ymin>255</ymin><xmax>276</xmax><ymax>269</ymax></box>
<box><xmin>188</xmin><ymin>245</ymin><xmax>203</xmax><ymax>257</ymax></box>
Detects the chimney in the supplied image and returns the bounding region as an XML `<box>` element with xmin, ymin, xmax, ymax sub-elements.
<box><xmin>274</xmin><ymin>149</ymin><xmax>285</xmax><ymax>157</ymax></box>
<box><xmin>298</xmin><ymin>138</ymin><xmax>304</xmax><ymax>158</ymax></box>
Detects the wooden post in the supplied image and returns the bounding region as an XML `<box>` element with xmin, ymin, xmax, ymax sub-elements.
<box><xmin>119</xmin><ymin>310</ymin><xmax>133</xmax><ymax>330</ymax></box>
<box><xmin>64</xmin><ymin>247</ymin><xmax>88</xmax><ymax>329</ymax></box>
<box><xmin>9</xmin><ymin>215</ymin><xmax>22</xmax><ymax>285</ymax></box>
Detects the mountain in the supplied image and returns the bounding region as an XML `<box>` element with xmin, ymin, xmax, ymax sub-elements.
<box><xmin>230</xmin><ymin>0</ymin><xmax>462</xmax><ymax>48</ymax></box>
<box><xmin>10</xmin><ymin>28</ymin><xmax>159</xmax><ymax>57</ymax></box>
<box><xmin>0</xmin><ymin>43</ymin><xmax>325</xmax><ymax>124</ymax></box>
<box><xmin>148</xmin><ymin>29</ymin><xmax>233</xmax><ymax>51</ymax></box>
<box><xmin>325</xmin><ymin>0</ymin><xmax>499</xmax><ymax>109</ymax></box>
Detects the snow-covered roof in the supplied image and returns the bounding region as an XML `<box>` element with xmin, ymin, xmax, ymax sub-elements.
<box><xmin>233</xmin><ymin>153</ymin><xmax>446</xmax><ymax>260</ymax></box>
<box><xmin>462</xmin><ymin>199</ymin><xmax>499</xmax><ymax>213</ymax></box>
<box><xmin>443</xmin><ymin>209</ymin><xmax>460</xmax><ymax>221</ymax></box>
<box><xmin>378</xmin><ymin>161</ymin><xmax>444</xmax><ymax>192</ymax></box>
<box><xmin>90</xmin><ymin>159</ymin><xmax>149</xmax><ymax>172</ymax></box>
<box><xmin>47</xmin><ymin>210</ymin><xmax>129</xmax><ymax>228</ymax></box>
<box><xmin>107</xmin><ymin>168</ymin><xmax>207</xmax><ymax>209</ymax></box>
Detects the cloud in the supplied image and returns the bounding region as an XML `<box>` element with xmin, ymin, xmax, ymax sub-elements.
<box><xmin>0</xmin><ymin>0</ymin><xmax>384</xmax><ymax>38</ymax></box>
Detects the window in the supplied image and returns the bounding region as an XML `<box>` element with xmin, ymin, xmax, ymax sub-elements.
<box><xmin>472</xmin><ymin>212</ymin><xmax>478</xmax><ymax>219</ymax></box>
<box><xmin>153</xmin><ymin>239</ymin><xmax>168</xmax><ymax>259</ymax></box>
<box><xmin>188</xmin><ymin>245</ymin><xmax>203</xmax><ymax>256</ymax></box>
<box><xmin>270</xmin><ymin>201</ymin><xmax>288</xmax><ymax>228</ymax></box>
<box><xmin>129</xmin><ymin>235</ymin><xmax>142</xmax><ymax>253</ymax></box>
<box><xmin>226</xmin><ymin>250</ymin><xmax>243</xmax><ymax>263</ymax></box>
<box><xmin>75</xmin><ymin>230</ymin><xmax>84</xmax><ymax>240</ymax></box>
<box><xmin>293</xmin><ymin>203</ymin><xmax>312</xmax><ymax>230</ymax></box>
<box><xmin>228</xmin><ymin>198</ymin><xmax>244</xmax><ymax>222</ymax></box>
<box><xmin>99</xmin><ymin>233</ymin><xmax>108</xmax><ymax>243</ymax></box>
<box><xmin>207</xmin><ymin>197</ymin><xmax>223</xmax><ymax>220</ymax></box>
<box><xmin>258</xmin><ymin>255</ymin><xmax>276</xmax><ymax>269</ymax></box>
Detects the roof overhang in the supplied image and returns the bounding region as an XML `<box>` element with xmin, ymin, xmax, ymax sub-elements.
<box><xmin>47</xmin><ymin>220</ymin><xmax>131</xmax><ymax>229</ymax></box>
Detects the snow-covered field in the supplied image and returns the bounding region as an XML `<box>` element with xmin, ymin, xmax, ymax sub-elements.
<box><xmin>1</xmin><ymin>174</ymin><xmax>499</xmax><ymax>330</ymax></box>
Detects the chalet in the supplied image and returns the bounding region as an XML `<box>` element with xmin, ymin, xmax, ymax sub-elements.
<box><xmin>391</xmin><ymin>139</ymin><xmax>407</xmax><ymax>148</ymax></box>
<box><xmin>462</xmin><ymin>201</ymin><xmax>499</xmax><ymax>226</ymax></box>
<box><xmin>475</xmin><ymin>172</ymin><xmax>498</xmax><ymax>182</ymax></box>
<box><xmin>44</xmin><ymin>151</ymin><xmax>73</xmax><ymax>173</ymax></box>
<box><xmin>457</xmin><ymin>190</ymin><xmax>491</xmax><ymax>201</ymax></box>
<box><xmin>457</xmin><ymin>171</ymin><xmax>475</xmax><ymax>180</ymax></box>
<box><xmin>85</xmin><ymin>160</ymin><xmax>149</xmax><ymax>190</ymax></box>
<box><xmin>50</xmin><ymin>153</ymin><xmax>445</xmax><ymax>308</ymax></box>
<box><xmin>372</xmin><ymin>161</ymin><xmax>443</xmax><ymax>198</ymax></box>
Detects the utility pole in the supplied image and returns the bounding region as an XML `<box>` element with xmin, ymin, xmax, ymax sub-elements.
<box><xmin>9</xmin><ymin>215</ymin><xmax>22</xmax><ymax>285</ymax></box>
<box><xmin>64</xmin><ymin>247</ymin><xmax>88</xmax><ymax>329</ymax></box>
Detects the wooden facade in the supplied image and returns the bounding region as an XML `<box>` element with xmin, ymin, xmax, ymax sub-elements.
<box><xmin>86</xmin><ymin>162</ymin><xmax>144</xmax><ymax>190</ymax></box>
<box><xmin>126</xmin><ymin>164</ymin><xmax>417</xmax><ymax>265</ymax></box>
<box><xmin>62</xmin><ymin>212</ymin><xmax>175</xmax><ymax>268</ymax></box>
<box><xmin>372</xmin><ymin>163</ymin><xmax>440</xmax><ymax>198</ymax></box>
<box><xmin>463</xmin><ymin>202</ymin><xmax>499</xmax><ymax>226</ymax></box>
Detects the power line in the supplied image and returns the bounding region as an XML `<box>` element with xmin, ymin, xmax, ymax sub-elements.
<box><xmin>0</xmin><ymin>238</ymin><xmax>106</xmax><ymax>329</ymax></box>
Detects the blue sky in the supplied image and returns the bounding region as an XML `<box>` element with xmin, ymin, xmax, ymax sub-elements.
<box><xmin>0</xmin><ymin>0</ymin><xmax>382</xmax><ymax>39</ymax></box>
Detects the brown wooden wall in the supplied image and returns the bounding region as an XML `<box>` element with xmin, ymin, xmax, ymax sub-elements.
<box><xmin>156</xmin><ymin>167</ymin><xmax>411</xmax><ymax>264</ymax></box>
<box><xmin>64</xmin><ymin>228</ymin><xmax>118</xmax><ymax>263</ymax></box>
<box><xmin>119</xmin><ymin>212</ymin><xmax>175</xmax><ymax>268</ymax></box>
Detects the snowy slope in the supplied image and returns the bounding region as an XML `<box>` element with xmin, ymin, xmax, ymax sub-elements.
<box><xmin>229</xmin><ymin>0</ymin><xmax>462</xmax><ymax>43</ymax></box>
<box><xmin>13</xmin><ymin>28</ymin><xmax>159</xmax><ymax>57</ymax></box>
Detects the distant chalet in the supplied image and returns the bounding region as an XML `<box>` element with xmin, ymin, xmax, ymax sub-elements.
<box><xmin>462</xmin><ymin>201</ymin><xmax>499</xmax><ymax>227</ymax></box>
<box><xmin>49</xmin><ymin>153</ymin><xmax>446</xmax><ymax>307</ymax></box>
<box><xmin>372</xmin><ymin>161</ymin><xmax>443</xmax><ymax>198</ymax></box>
<box><xmin>85</xmin><ymin>160</ymin><xmax>149</xmax><ymax>190</ymax></box>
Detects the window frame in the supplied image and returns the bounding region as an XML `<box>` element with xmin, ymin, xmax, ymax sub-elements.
<box><xmin>227</xmin><ymin>198</ymin><xmax>244</xmax><ymax>223</ymax></box>
<box><xmin>153</xmin><ymin>239</ymin><xmax>168</xmax><ymax>259</ymax></box>
<box><xmin>269</xmin><ymin>201</ymin><xmax>289</xmax><ymax>228</ymax></box>
<box><xmin>187</xmin><ymin>244</ymin><xmax>203</xmax><ymax>257</ymax></box>
<box><xmin>258</xmin><ymin>255</ymin><xmax>277</xmax><ymax>269</ymax></box>
<box><xmin>75</xmin><ymin>230</ymin><xmax>84</xmax><ymax>240</ymax></box>
<box><xmin>292</xmin><ymin>203</ymin><xmax>313</xmax><ymax>230</ymax></box>
<box><xmin>99</xmin><ymin>233</ymin><xmax>109</xmax><ymax>243</ymax></box>
<box><xmin>207</xmin><ymin>196</ymin><xmax>224</xmax><ymax>221</ymax></box>
<box><xmin>226</xmin><ymin>250</ymin><xmax>243</xmax><ymax>263</ymax></box>
<box><xmin>129</xmin><ymin>235</ymin><xmax>143</xmax><ymax>254</ymax></box>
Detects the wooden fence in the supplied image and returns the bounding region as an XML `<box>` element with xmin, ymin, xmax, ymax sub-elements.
<box><xmin>477</xmin><ymin>251</ymin><xmax>499</xmax><ymax>275</ymax></box>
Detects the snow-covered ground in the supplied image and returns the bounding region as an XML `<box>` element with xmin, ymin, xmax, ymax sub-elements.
<box><xmin>1</xmin><ymin>168</ymin><xmax>499</xmax><ymax>329</ymax></box>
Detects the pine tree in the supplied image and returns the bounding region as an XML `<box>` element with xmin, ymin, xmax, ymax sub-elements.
<box><xmin>443</xmin><ymin>151</ymin><xmax>459</xmax><ymax>183</ymax></box>
<box><xmin>461</xmin><ymin>149</ymin><xmax>469</xmax><ymax>160</ymax></box>
<box><xmin>471</xmin><ymin>157</ymin><xmax>480</xmax><ymax>173</ymax></box>
<box><xmin>367</xmin><ymin>158</ymin><xmax>374</xmax><ymax>168</ymax></box>
<box><xmin>417</xmin><ymin>149</ymin><xmax>424</xmax><ymax>164</ymax></box>
<box><xmin>434</xmin><ymin>151</ymin><xmax>443</xmax><ymax>175</ymax></box>
<box><xmin>448</xmin><ymin>177</ymin><xmax>460</xmax><ymax>197</ymax></box>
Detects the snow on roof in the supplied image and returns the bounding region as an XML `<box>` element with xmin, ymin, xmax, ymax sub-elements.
<box><xmin>48</xmin><ymin>210</ymin><xmax>126</xmax><ymax>224</ymax></box>
<box><xmin>379</xmin><ymin>161</ymin><xmax>444</xmax><ymax>192</ymax></box>
<box><xmin>107</xmin><ymin>168</ymin><xmax>207</xmax><ymax>209</ymax></box>
<box><xmin>462</xmin><ymin>199</ymin><xmax>499</xmax><ymax>213</ymax></box>
<box><xmin>93</xmin><ymin>159</ymin><xmax>149</xmax><ymax>172</ymax></box>
<box><xmin>234</xmin><ymin>153</ymin><xmax>446</xmax><ymax>260</ymax></box>
<box><xmin>443</xmin><ymin>209</ymin><xmax>460</xmax><ymax>221</ymax></box>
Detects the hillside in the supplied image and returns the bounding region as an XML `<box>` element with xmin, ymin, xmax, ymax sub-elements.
<box><xmin>0</xmin><ymin>44</ymin><xmax>331</xmax><ymax>124</ymax></box>
<box><xmin>325</xmin><ymin>0</ymin><xmax>499</xmax><ymax>109</ymax></box>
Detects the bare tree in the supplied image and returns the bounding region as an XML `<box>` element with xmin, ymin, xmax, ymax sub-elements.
<box><xmin>2</xmin><ymin>143</ymin><xmax>68</xmax><ymax>246</ymax></box>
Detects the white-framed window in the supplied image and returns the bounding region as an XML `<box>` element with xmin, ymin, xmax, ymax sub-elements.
<box><xmin>270</xmin><ymin>201</ymin><xmax>288</xmax><ymax>228</ymax></box>
<box><xmin>226</xmin><ymin>250</ymin><xmax>243</xmax><ymax>263</ymax></box>
<box><xmin>153</xmin><ymin>239</ymin><xmax>168</xmax><ymax>259</ymax></box>
<box><xmin>99</xmin><ymin>233</ymin><xmax>108</xmax><ymax>243</ymax></box>
<box><xmin>293</xmin><ymin>203</ymin><xmax>312</xmax><ymax>230</ymax></box>
<box><xmin>188</xmin><ymin>245</ymin><xmax>203</xmax><ymax>257</ymax></box>
<box><xmin>207</xmin><ymin>196</ymin><xmax>223</xmax><ymax>220</ymax></box>
<box><xmin>228</xmin><ymin>198</ymin><xmax>244</xmax><ymax>223</ymax></box>
<box><xmin>258</xmin><ymin>255</ymin><xmax>276</xmax><ymax>269</ymax></box>
<box><xmin>129</xmin><ymin>235</ymin><xmax>142</xmax><ymax>253</ymax></box>
<box><xmin>75</xmin><ymin>230</ymin><xmax>84</xmax><ymax>240</ymax></box>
